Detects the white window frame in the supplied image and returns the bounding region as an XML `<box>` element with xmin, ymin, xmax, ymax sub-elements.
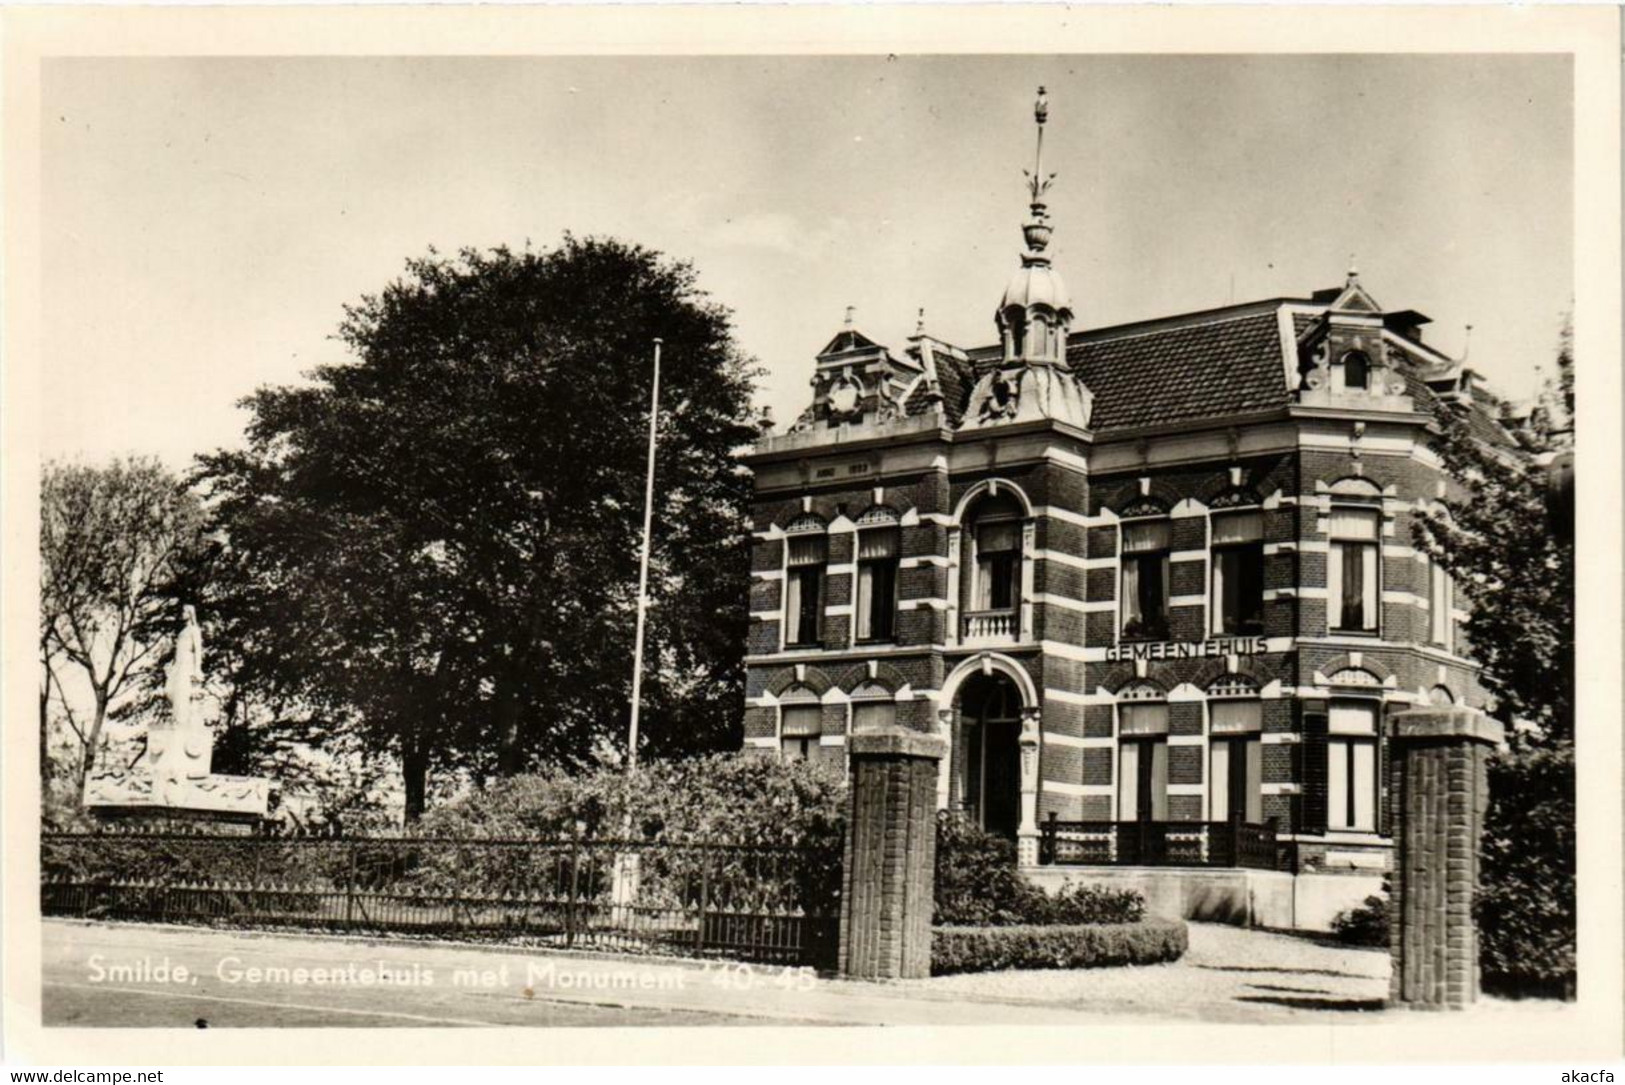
<box><xmin>1327</xmin><ymin>505</ymin><xmax>1381</xmax><ymax>635</ymax></box>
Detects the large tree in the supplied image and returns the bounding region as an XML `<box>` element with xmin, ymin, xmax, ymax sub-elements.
<box><xmin>197</xmin><ymin>237</ymin><xmax>762</xmax><ymax>819</ymax></box>
<box><xmin>1414</xmin><ymin>323</ymin><xmax>1574</xmax><ymax>996</ymax></box>
<box><xmin>40</xmin><ymin>457</ymin><xmax>206</xmax><ymax>791</ymax></box>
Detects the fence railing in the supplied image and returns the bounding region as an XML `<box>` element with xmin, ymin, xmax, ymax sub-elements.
<box><xmin>41</xmin><ymin>828</ymin><xmax>841</xmax><ymax>969</ymax></box>
<box><xmin>961</xmin><ymin>609</ymin><xmax>1018</xmax><ymax>641</ymax></box>
<box><xmin>1037</xmin><ymin>815</ymin><xmax>1283</xmax><ymax>871</ymax></box>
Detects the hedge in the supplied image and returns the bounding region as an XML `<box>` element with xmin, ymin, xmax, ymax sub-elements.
<box><xmin>934</xmin><ymin>811</ymin><xmax>1144</xmax><ymax>926</ymax></box>
<box><xmin>930</xmin><ymin>917</ymin><xmax>1188</xmax><ymax>975</ymax></box>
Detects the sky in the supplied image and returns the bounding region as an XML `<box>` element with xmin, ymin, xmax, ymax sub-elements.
<box><xmin>41</xmin><ymin>54</ymin><xmax>1572</xmax><ymax>467</ymax></box>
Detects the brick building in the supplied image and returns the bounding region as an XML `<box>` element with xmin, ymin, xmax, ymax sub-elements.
<box><xmin>739</xmin><ymin>90</ymin><xmax>1507</xmax><ymax>927</ymax></box>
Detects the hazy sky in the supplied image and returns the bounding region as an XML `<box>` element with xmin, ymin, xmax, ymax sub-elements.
<box><xmin>42</xmin><ymin>54</ymin><xmax>1572</xmax><ymax>466</ymax></box>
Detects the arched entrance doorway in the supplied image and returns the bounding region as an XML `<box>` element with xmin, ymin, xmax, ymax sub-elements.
<box><xmin>957</xmin><ymin>672</ymin><xmax>1023</xmax><ymax>839</ymax></box>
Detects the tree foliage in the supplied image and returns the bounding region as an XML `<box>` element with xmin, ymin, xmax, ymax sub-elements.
<box><xmin>1414</xmin><ymin>323</ymin><xmax>1574</xmax><ymax>997</ymax></box>
<box><xmin>195</xmin><ymin>237</ymin><xmax>762</xmax><ymax>818</ymax></box>
<box><xmin>1414</xmin><ymin>331</ymin><xmax>1573</xmax><ymax>738</ymax></box>
<box><xmin>40</xmin><ymin>457</ymin><xmax>206</xmax><ymax>789</ymax></box>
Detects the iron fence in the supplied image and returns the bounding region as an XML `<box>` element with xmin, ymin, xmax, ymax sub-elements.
<box><xmin>41</xmin><ymin>828</ymin><xmax>840</xmax><ymax>969</ymax></box>
<box><xmin>1037</xmin><ymin>814</ymin><xmax>1285</xmax><ymax>871</ymax></box>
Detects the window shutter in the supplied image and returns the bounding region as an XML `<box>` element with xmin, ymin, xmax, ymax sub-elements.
<box><xmin>1300</xmin><ymin>705</ymin><xmax>1330</xmax><ymax>834</ymax></box>
<box><xmin>1378</xmin><ymin>708</ymin><xmax>1393</xmax><ymax>837</ymax></box>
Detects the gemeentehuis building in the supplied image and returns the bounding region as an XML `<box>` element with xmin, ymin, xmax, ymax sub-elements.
<box><xmin>739</xmin><ymin>90</ymin><xmax>1508</xmax><ymax>930</ymax></box>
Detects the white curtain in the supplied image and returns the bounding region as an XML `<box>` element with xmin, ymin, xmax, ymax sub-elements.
<box><xmin>1118</xmin><ymin>742</ymin><xmax>1139</xmax><ymax>820</ymax></box>
<box><xmin>1330</xmin><ymin>699</ymin><xmax>1378</xmax><ymax>735</ymax></box>
<box><xmin>1244</xmin><ymin>739</ymin><xmax>1263</xmax><ymax>823</ymax></box>
<box><xmin>1121</xmin><ymin>559</ymin><xmax>1143</xmax><ymax>626</ymax></box>
<box><xmin>852</xmin><ymin>701</ymin><xmax>895</xmax><ymax>734</ymax></box>
<box><xmin>1122</xmin><ymin>520</ymin><xmax>1170</xmax><ymax>552</ymax></box>
<box><xmin>1210</xmin><ymin>699</ymin><xmax>1262</xmax><ymax>733</ymax></box>
<box><xmin>787</xmin><ymin>535</ymin><xmax>826</xmax><ymax>565</ymax></box>
<box><xmin>1119</xmin><ymin>702</ymin><xmax>1169</xmax><ymax>735</ymax></box>
<box><xmin>1328</xmin><ymin>509</ymin><xmax>1379</xmax><ymax>540</ymax></box>
<box><xmin>783</xmin><ymin>570</ymin><xmax>805</xmax><ymax>641</ymax></box>
<box><xmin>780</xmin><ymin>704</ymin><xmax>822</xmax><ymax>738</ymax></box>
<box><xmin>1211</xmin><ymin>511</ymin><xmax>1263</xmax><ymax>544</ymax></box>
<box><xmin>1209</xmin><ymin>741</ymin><xmax>1230</xmax><ymax>821</ymax></box>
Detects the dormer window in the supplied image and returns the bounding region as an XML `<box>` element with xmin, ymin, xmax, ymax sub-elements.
<box><xmin>1339</xmin><ymin>350</ymin><xmax>1371</xmax><ymax>391</ymax></box>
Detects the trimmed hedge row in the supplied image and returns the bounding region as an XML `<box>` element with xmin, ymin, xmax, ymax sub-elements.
<box><xmin>930</xmin><ymin>917</ymin><xmax>1188</xmax><ymax>975</ymax></box>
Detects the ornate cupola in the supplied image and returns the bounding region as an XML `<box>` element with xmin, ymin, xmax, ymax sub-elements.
<box><xmin>996</xmin><ymin>86</ymin><xmax>1074</xmax><ymax>366</ymax></box>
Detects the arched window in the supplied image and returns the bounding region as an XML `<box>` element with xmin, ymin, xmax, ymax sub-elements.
<box><xmin>1328</xmin><ymin>698</ymin><xmax>1380</xmax><ymax>831</ymax></box>
<box><xmin>1340</xmin><ymin>351</ymin><xmax>1371</xmax><ymax>391</ymax></box>
<box><xmin>1117</xmin><ymin>681</ymin><xmax>1169</xmax><ymax>823</ymax></box>
<box><xmin>854</xmin><ymin>507</ymin><xmax>900</xmax><ymax>644</ymax></box>
<box><xmin>850</xmin><ymin>681</ymin><xmax>897</xmax><ymax>734</ymax></box>
<box><xmin>1326</xmin><ymin>491</ymin><xmax>1381</xmax><ymax>635</ymax></box>
<box><xmin>1211</xmin><ymin>506</ymin><xmax>1265</xmax><ymax>636</ymax></box>
<box><xmin>1428</xmin><ymin>685</ymin><xmax>1456</xmax><ymax>706</ymax></box>
<box><xmin>962</xmin><ymin>493</ymin><xmax>1024</xmax><ymax>640</ymax></box>
<box><xmin>778</xmin><ymin>685</ymin><xmax>826</xmax><ymax>763</ymax></box>
<box><xmin>783</xmin><ymin>516</ymin><xmax>827</xmax><ymax>648</ymax></box>
<box><xmin>1207</xmin><ymin>676</ymin><xmax>1262</xmax><ymax>823</ymax></box>
<box><xmin>1120</xmin><ymin>506</ymin><xmax>1171</xmax><ymax>641</ymax></box>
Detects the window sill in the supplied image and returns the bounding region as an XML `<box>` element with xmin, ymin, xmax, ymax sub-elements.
<box><xmin>1329</xmin><ymin>629</ymin><xmax>1381</xmax><ymax>638</ymax></box>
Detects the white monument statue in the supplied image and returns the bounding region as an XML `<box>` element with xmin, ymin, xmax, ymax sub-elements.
<box><xmin>83</xmin><ymin>604</ymin><xmax>274</xmax><ymax>822</ymax></box>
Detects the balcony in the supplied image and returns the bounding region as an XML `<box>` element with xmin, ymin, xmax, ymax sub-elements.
<box><xmin>961</xmin><ymin>608</ymin><xmax>1018</xmax><ymax>643</ymax></box>
<box><xmin>1037</xmin><ymin>815</ymin><xmax>1284</xmax><ymax>871</ymax></box>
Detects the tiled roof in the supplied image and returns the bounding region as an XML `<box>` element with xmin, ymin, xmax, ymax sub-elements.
<box><xmin>1067</xmin><ymin>311</ymin><xmax>1291</xmax><ymax>432</ymax></box>
<box><xmin>934</xmin><ymin>353</ymin><xmax>975</xmax><ymax>426</ymax></box>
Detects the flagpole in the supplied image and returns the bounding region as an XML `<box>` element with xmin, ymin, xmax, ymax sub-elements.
<box><xmin>627</xmin><ymin>338</ymin><xmax>662</xmax><ymax>779</ymax></box>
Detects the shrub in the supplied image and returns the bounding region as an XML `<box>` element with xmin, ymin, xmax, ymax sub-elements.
<box><xmin>1331</xmin><ymin>890</ymin><xmax>1390</xmax><ymax>948</ymax></box>
<box><xmin>931</xmin><ymin>918</ymin><xmax>1187</xmax><ymax>975</ymax></box>
<box><xmin>421</xmin><ymin>753</ymin><xmax>847</xmax><ymax>850</ymax></box>
<box><xmin>933</xmin><ymin>812</ymin><xmax>1038</xmax><ymax>926</ymax></box>
<box><xmin>933</xmin><ymin>812</ymin><xmax>1144</xmax><ymax>927</ymax></box>
<box><xmin>1034</xmin><ymin>882</ymin><xmax>1145</xmax><ymax>926</ymax></box>
<box><xmin>1477</xmin><ymin>740</ymin><xmax>1575</xmax><ymax>998</ymax></box>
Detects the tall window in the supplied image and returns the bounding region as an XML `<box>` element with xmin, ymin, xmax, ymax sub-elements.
<box><xmin>855</xmin><ymin>525</ymin><xmax>900</xmax><ymax>642</ymax></box>
<box><xmin>1208</xmin><ymin>681</ymin><xmax>1263</xmax><ymax>823</ymax></box>
<box><xmin>1428</xmin><ymin>558</ymin><xmax>1454</xmax><ymax>651</ymax></box>
<box><xmin>1118</xmin><ymin>683</ymin><xmax>1169</xmax><ymax>822</ymax></box>
<box><xmin>784</xmin><ymin>530</ymin><xmax>827</xmax><ymax>648</ymax></box>
<box><xmin>974</xmin><ymin>518</ymin><xmax>1021</xmax><ymax>611</ymax></box>
<box><xmin>1121</xmin><ymin>518</ymin><xmax>1171</xmax><ymax>640</ymax></box>
<box><xmin>1328</xmin><ymin>508</ymin><xmax>1380</xmax><ymax>634</ymax></box>
<box><xmin>1328</xmin><ymin>700</ymin><xmax>1379</xmax><ymax>831</ymax></box>
<box><xmin>1211</xmin><ymin>510</ymin><xmax>1265</xmax><ymax>636</ymax></box>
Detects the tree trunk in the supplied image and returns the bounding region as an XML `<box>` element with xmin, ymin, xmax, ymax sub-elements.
<box><xmin>78</xmin><ymin>692</ymin><xmax>109</xmax><ymax>793</ymax></box>
<box><xmin>495</xmin><ymin>682</ymin><xmax>525</xmax><ymax>777</ymax></box>
<box><xmin>402</xmin><ymin>739</ymin><xmax>429</xmax><ymax>823</ymax></box>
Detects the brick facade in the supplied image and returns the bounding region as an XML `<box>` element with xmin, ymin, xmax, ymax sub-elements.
<box><xmin>742</xmin><ymin>276</ymin><xmax>1503</xmax><ymax>917</ymax></box>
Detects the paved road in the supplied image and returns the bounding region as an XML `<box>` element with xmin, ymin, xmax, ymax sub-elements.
<box><xmin>40</xmin><ymin>918</ymin><xmax>1421</xmax><ymax>1028</ymax></box>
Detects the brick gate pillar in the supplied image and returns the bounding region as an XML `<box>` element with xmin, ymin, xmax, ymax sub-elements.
<box><xmin>1387</xmin><ymin>706</ymin><xmax>1504</xmax><ymax>1009</ymax></box>
<box><xmin>839</xmin><ymin>727</ymin><xmax>946</xmax><ymax>980</ymax></box>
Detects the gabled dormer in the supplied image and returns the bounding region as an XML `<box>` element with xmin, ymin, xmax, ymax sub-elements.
<box><xmin>787</xmin><ymin>309</ymin><xmax>920</xmax><ymax>433</ymax></box>
<box><xmin>1295</xmin><ymin>265</ymin><xmax>1416</xmax><ymax>412</ymax></box>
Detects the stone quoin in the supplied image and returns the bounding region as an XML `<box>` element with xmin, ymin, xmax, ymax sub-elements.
<box><xmin>739</xmin><ymin>88</ymin><xmax>1512</xmax><ymax>930</ymax></box>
